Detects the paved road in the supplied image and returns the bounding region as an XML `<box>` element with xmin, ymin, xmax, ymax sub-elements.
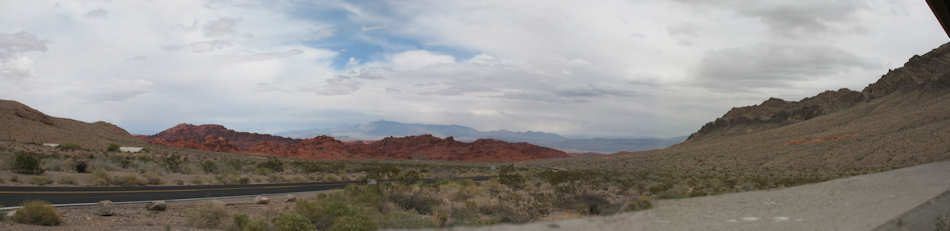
<box><xmin>447</xmin><ymin>161</ymin><xmax>950</xmax><ymax>231</ymax></box>
<box><xmin>0</xmin><ymin>176</ymin><xmax>494</xmax><ymax>207</ymax></box>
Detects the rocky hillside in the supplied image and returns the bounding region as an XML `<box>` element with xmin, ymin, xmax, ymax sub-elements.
<box><xmin>0</xmin><ymin>99</ymin><xmax>143</xmax><ymax>149</ymax></box>
<box><xmin>537</xmin><ymin>42</ymin><xmax>950</xmax><ymax>172</ymax></box>
<box><xmin>144</xmin><ymin>125</ymin><xmax>568</xmax><ymax>162</ymax></box>
<box><xmin>686</xmin><ymin>42</ymin><xmax>950</xmax><ymax>143</ymax></box>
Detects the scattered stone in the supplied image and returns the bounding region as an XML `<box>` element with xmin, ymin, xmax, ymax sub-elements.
<box><xmin>284</xmin><ymin>195</ymin><xmax>297</xmax><ymax>203</ymax></box>
<box><xmin>146</xmin><ymin>200</ymin><xmax>167</xmax><ymax>211</ymax></box>
<box><xmin>96</xmin><ymin>200</ymin><xmax>115</xmax><ymax>216</ymax></box>
<box><xmin>255</xmin><ymin>195</ymin><xmax>270</xmax><ymax>204</ymax></box>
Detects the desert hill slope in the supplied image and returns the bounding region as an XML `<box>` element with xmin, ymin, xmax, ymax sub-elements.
<box><xmin>536</xmin><ymin>42</ymin><xmax>950</xmax><ymax>172</ymax></box>
<box><xmin>0</xmin><ymin>100</ymin><xmax>143</xmax><ymax>149</ymax></box>
<box><xmin>144</xmin><ymin>124</ymin><xmax>569</xmax><ymax>162</ymax></box>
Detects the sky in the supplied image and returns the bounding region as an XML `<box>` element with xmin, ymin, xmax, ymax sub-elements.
<box><xmin>0</xmin><ymin>0</ymin><xmax>946</xmax><ymax>138</ymax></box>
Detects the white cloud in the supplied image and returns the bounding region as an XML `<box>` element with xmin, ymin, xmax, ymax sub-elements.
<box><xmin>388</xmin><ymin>50</ymin><xmax>455</xmax><ymax>71</ymax></box>
<box><xmin>0</xmin><ymin>0</ymin><xmax>944</xmax><ymax>138</ymax></box>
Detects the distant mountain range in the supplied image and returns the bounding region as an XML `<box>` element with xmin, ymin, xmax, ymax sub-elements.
<box><xmin>278</xmin><ymin>120</ymin><xmax>686</xmax><ymax>153</ymax></box>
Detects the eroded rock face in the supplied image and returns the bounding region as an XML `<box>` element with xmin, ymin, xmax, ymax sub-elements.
<box><xmin>144</xmin><ymin>126</ymin><xmax>569</xmax><ymax>162</ymax></box>
<box><xmin>686</xmin><ymin>42</ymin><xmax>950</xmax><ymax>143</ymax></box>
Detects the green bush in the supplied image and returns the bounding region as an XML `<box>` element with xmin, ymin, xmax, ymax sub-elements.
<box><xmin>74</xmin><ymin>161</ymin><xmax>88</xmax><ymax>173</ymax></box>
<box><xmin>329</xmin><ymin>214</ymin><xmax>377</xmax><ymax>231</ymax></box>
<box><xmin>625</xmin><ymin>195</ymin><xmax>654</xmax><ymax>212</ymax></box>
<box><xmin>232</xmin><ymin>214</ymin><xmax>250</xmax><ymax>231</ymax></box>
<box><xmin>201</xmin><ymin>160</ymin><xmax>218</xmax><ymax>174</ymax></box>
<box><xmin>244</xmin><ymin>220</ymin><xmax>270</xmax><ymax>231</ymax></box>
<box><xmin>30</xmin><ymin>176</ymin><xmax>53</xmax><ymax>185</ymax></box>
<box><xmin>497</xmin><ymin>165</ymin><xmax>524</xmax><ymax>189</ymax></box>
<box><xmin>295</xmin><ymin>199</ymin><xmax>355</xmax><ymax>230</ymax></box>
<box><xmin>388</xmin><ymin>191</ymin><xmax>441</xmax><ymax>215</ymax></box>
<box><xmin>13</xmin><ymin>201</ymin><xmax>63</xmax><ymax>226</ymax></box>
<box><xmin>58</xmin><ymin>144</ymin><xmax>81</xmax><ymax>151</ymax></box>
<box><xmin>187</xmin><ymin>201</ymin><xmax>229</xmax><ymax>229</ymax></box>
<box><xmin>272</xmin><ymin>212</ymin><xmax>317</xmax><ymax>231</ymax></box>
<box><xmin>11</xmin><ymin>152</ymin><xmax>44</xmax><ymax>175</ymax></box>
<box><xmin>257</xmin><ymin>158</ymin><xmax>284</xmax><ymax>173</ymax></box>
<box><xmin>107</xmin><ymin>144</ymin><xmax>120</xmax><ymax>152</ymax></box>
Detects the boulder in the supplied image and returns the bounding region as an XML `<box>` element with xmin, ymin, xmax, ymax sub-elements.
<box><xmin>254</xmin><ymin>195</ymin><xmax>270</xmax><ymax>204</ymax></box>
<box><xmin>96</xmin><ymin>200</ymin><xmax>114</xmax><ymax>216</ymax></box>
<box><xmin>284</xmin><ymin>195</ymin><xmax>297</xmax><ymax>203</ymax></box>
<box><xmin>146</xmin><ymin>200</ymin><xmax>167</xmax><ymax>211</ymax></box>
<box><xmin>6</xmin><ymin>210</ymin><xmax>16</xmax><ymax>219</ymax></box>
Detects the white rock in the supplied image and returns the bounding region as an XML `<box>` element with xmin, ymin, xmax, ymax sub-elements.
<box><xmin>146</xmin><ymin>200</ymin><xmax>167</xmax><ymax>211</ymax></box>
<box><xmin>96</xmin><ymin>200</ymin><xmax>114</xmax><ymax>216</ymax></box>
<box><xmin>255</xmin><ymin>195</ymin><xmax>270</xmax><ymax>204</ymax></box>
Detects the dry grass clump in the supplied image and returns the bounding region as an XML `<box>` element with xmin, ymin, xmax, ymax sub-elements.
<box><xmin>13</xmin><ymin>201</ymin><xmax>63</xmax><ymax>226</ymax></box>
<box><xmin>187</xmin><ymin>200</ymin><xmax>229</xmax><ymax>229</ymax></box>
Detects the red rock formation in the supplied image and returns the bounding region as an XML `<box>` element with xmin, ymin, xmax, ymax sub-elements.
<box><xmin>144</xmin><ymin>125</ymin><xmax>568</xmax><ymax>162</ymax></box>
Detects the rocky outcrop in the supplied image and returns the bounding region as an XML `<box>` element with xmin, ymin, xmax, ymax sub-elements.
<box><xmin>687</xmin><ymin>42</ymin><xmax>950</xmax><ymax>142</ymax></box>
<box><xmin>0</xmin><ymin>99</ymin><xmax>142</xmax><ymax>149</ymax></box>
<box><xmin>145</xmin><ymin>125</ymin><xmax>569</xmax><ymax>162</ymax></box>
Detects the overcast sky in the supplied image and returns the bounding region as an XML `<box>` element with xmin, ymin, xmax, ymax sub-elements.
<box><xmin>0</xmin><ymin>0</ymin><xmax>945</xmax><ymax>138</ymax></box>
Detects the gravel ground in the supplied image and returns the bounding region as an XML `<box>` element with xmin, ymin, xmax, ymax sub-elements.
<box><xmin>443</xmin><ymin>159</ymin><xmax>950</xmax><ymax>231</ymax></box>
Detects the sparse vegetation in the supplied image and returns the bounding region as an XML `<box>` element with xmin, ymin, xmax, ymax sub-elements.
<box><xmin>187</xmin><ymin>201</ymin><xmax>229</xmax><ymax>229</ymax></box>
<box><xmin>11</xmin><ymin>152</ymin><xmax>44</xmax><ymax>175</ymax></box>
<box><xmin>58</xmin><ymin>144</ymin><xmax>81</xmax><ymax>151</ymax></box>
<box><xmin>13</xmin><ymin>201</ymin><xmax>63</xmax><ymax>226</ymax></box>
<box><xmin>30</xmin><ymin>176</ymin><xmax>53</xmax><ymax>185</ymax></box>
<box><xmin>272</xmin><ymin>212</ymin><xmax>317</xmax><ymax>231</ymax></box>
<box><xmin>107</xmin><ymin>144</ymin><xmax>120</xmax><ymax>152</ymax></box>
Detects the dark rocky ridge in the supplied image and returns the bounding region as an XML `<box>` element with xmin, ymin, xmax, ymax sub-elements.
<box><xmin>687</xmin><ymin>42</ymin><xmax>950</xmax><ymax>142</ymax></box>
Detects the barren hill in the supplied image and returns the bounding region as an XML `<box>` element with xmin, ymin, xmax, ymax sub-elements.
<box><xmin>537</xmin><ymin>42</ymin><xmax>950</xmax><ymax>172</ymax></box>
<box><xmin>144</xmin><ymin>124</ymin><xmax>569</xmax><ymax>162</ymax></box>
<box><xmin>0</xmin><ymin>99</ymin><xmax>143</xmax><ymax>149</ymax></box>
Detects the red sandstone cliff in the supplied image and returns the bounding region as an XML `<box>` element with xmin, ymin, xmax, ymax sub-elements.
<box><xmin>143</xmin><ymin>124</ymin><xmax>568</xmax><ymax>162</ymax></box>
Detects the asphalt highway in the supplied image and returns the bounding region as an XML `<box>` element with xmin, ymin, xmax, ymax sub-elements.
<box><xmin>0</xmin><ymin>176</ymin><xmax>494</xmax><ymax>206</ymax></box>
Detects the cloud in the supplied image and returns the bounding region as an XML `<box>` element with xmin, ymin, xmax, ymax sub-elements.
<box><xmin>163</xmin><ymin>40</ymin><xmax>233</xmax><ymax>53</ymax></box>
<box><xmin>673</xmin><ymin>0</ymin><xmax>869</xmax><ymax>36</ymax></box>
<box><xmin>389</xmin><ymin>50</ymin><xmax>455</xmax><ymax>70</ymax></box>
<box><xmin>0</xmin><ymin>31</ymin><xmax>46</xmax><ymax>81</ymax></box>
<box><xmin>203</xmin><ymin>17</ymin><xmax>240</xmax><ymax>37</ymax></box>
<box><xmin>694</xmin><ymin>42</ymin><xmax>876</xmax><ymax>89</ymax></box>
<box><xmin>84</xmin><ymin>9</ymin><xmax>108</xmax><ymax>18</ymax></box>
<box><xmin>313</xmin><ymin>76</ymin><xmax>362</xmax><ymax>96</ymax></box>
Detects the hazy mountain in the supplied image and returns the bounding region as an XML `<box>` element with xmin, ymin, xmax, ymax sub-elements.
<box><xmin>278</xmin><ymin>120</ymin><xmax>685</xmax><ymax>153</ymax></box>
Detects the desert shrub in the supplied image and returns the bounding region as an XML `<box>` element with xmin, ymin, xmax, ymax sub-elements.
<box><xmin>162</xmin><ymin>155</ymin><xmax>183</xmax><ymax>173</ymax></box>
<box><xmin>231</xmin><ymin>214</ymin><xmax>250</xmax><ymax>231</ymax></box>
<box><xmin>497</xmin><ymin>165</ymin><xmax>524</xmax><ymax>189</ymax></box>
<box><xmin>367</xmin><ymin>164</ymin><xmax>400</xmax><ymax>179</ymax></box>
<box><xmin>328</xmin><ymin>214</ymin><xmax>377</xmax><ymax>231</ymax></box>
<box><xmin>388</xmin><ymin>191</ymin><xmax>441</xmax><ymax>215</ymax></box>
<box><xmin>295</xmin><ymin>199</ymin><xmax>355</xmax><ymax>229</ymax></box>
<box><xmin>30</xmin><ymin>176</ymin><xmax>53</xmax><ymax>185</ymax></box>
<box><xmin>144</xmin><ymin>172</ymin><xmax>163</xmax><ymax>185</ymax></box>
<box><xmin>657</xmin><ymin>183</ymin><xmax>691</xmax><ymax>199</ymax></box>
<box><xmin>201</xmin><ymin>160</ymin><xmax>218</xmax><ymax>174</ymax></box>
<box><xmin>112</xmin><ymin>175</ymin><xmax>145</xmax><ymax>186</ymax></box>
<box><xmin>187</xmin><ymin>201</ymin><xmax>229</xmax><ymax>229</ymax></box>
<box><xmin>93</xmin><ymin>169</ymin><xmax>111</xmax><ymax>185</ymax></box>
<box><xmin>57</xmin><ymin>176</ymin><xmax>76</xmax><ymax>185</ymax></box>
<box><xmin>343</xmin><ymin>185</ymin><xmax>383</xmax><ymax>208</ymax></box>
<box><xmin>239</xmin><ymin>177</ymin><xmax>251</xmax><ymax>184</ymax></box>
<box><xmin>191</xmin><ymin>178</ymin><xmax>203</xmax><ymax>185</ymax></box>
<box><xmin>58</xmin><ymin>144</ymin><xmax>81</xmax><ymax>151</ymax></box>
<box><xmin>625</xmin><ymin>195</ymin><xmax>654</xmax><ymax>212</ymax></box>
<box><xmin>556</xmin><ymin>194</ymin><xmax>616</xmax><ymax>215</ymax></box>
<box><xmin>107</xmin><ymin>144</ymin><xmax>120</xmax><ymax>152</ymax></box>
<box><xmin>376</xmin><ymin>210</ymin><xmax>434</xmax><ymax>229</ymax></box>
<box><xmin>396</xmin><ymin>170</ymin><xmax>423</xmax><ymax>185</ymax></box>
<box><xmin>272</xmin><ymin>212</ymin><xmax>317</xmax><ymax>231</ymax></box>
<box><xmin>74</xmin><ymin>161</ymin><xmax>88</xmax><ymax>173</ymax></box>
<box><xmin>257</xmin><ymin>158</ymin><xmax>284</xmax><ymax>173</ymax></box>
<box><xmin>13</xmin><ymin>201</ymin><xmax>63</xmax><ymax>226</ymax></box>
<box><xmin>10</xmin><ymin>175</ymin><xmax>19</xmax><ymax>182</ymax></box>
<box><xmin>449</xmin><ymin>206</ymin><xmax>482</xmax><ymax>226</ymax></box>
<box><xmin>11</xmin><ymin>152</ymin><xmax>44</xmax><ymax>175</ymax></box>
